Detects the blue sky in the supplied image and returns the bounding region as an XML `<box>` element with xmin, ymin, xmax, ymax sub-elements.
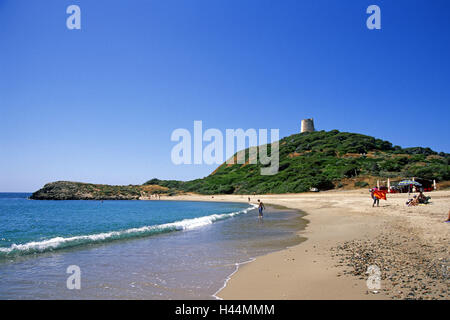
<box><xmin>1</xmin><ymin>0</ymin><xmax>449</xmax><ymax>192</ymax></box>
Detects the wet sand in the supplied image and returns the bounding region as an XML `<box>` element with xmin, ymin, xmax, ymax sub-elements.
<box><xmin>164</xmin><ymin>190</ymin><xmax>450</xmax><ymax>300</ymax></box>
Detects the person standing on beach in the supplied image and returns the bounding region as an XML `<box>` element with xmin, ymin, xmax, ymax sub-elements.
<box><xmin>257</xmin><ymin>200</ymin><xmax>265</xmax><ymax>219</ymax></box>
<box><xmin>370</xmin><ymin>187</ymin><xmax>379</xmax><ymax>207</ymax></box>
<box><xmin>370</xmin><ymin>187</ymin><xmax>387</xmax><ymax>207</ymax></box>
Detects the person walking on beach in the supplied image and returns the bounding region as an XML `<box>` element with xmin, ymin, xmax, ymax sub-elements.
<box><xmin>370</xmin><ymin>186</ymin><xmax>387</xmax><ymax>207</ymax></box>
<box><xmin>370</xmin><ymin>187</ymin><xmax>379</xmax><ymax>207</ymax></box>
<box><xmin>257</xmin><ymin>200</ymin><xmax>265</xmax><ymax>219</ymax></box>
<box><xmin>445</xmin><ymin>209</ymin><xmax>450</xmax><ymax>222</ymax></box>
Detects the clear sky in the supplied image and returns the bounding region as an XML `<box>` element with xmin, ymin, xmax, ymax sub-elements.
<box><xmin>1</xmin><ymin>0</ymin><xmax>449</xmax><ymax>192</ymax></box>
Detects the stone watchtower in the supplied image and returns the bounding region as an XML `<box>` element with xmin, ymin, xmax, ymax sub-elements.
<box><xmin>301</xmin><ymin>118</ymin><xmax>315</xmax><ymax>133</ymax></box>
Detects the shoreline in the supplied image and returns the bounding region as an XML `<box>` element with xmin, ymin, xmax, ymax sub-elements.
<box><xmin>0</xmin><ymin>198</ymin><xmax>305</xmax><ymax>299</ymax></box>
<box><xmin>212</xmin><ymin>257</ymin><xmax>256</xmax><ymax>300</ymax></box>
<box><xmin>164</xmin><ymin>190</ymin><xmax>449</xmax><ymax>300</ymax></box>
<box><xmin>211</xmin><ymin>204</ymin><xmax>308</xmax><ymax>300</ymax></box>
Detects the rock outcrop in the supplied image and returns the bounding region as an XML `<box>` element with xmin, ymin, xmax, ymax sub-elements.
<box><xmin>30</xmin><ymin>181</ymin><xmax>168</xmax><ymax>200</ymax></box>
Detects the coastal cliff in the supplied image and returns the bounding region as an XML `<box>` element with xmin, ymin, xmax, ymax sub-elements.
<box><xmin>30</xmin><ymin>181</ymin><xmax>168</xmax><ymax>200</ymax></box>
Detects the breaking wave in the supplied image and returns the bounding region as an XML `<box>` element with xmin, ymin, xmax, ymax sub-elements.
<box><xmin>0</xmin><ymin>204</ymin><xmax>257</xmax><ymax>258</ymax></box>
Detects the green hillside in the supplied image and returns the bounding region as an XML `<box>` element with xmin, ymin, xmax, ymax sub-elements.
<box><xmin>146</xmin><ymin>130</ymin><xmax>450</xmax><ymax>194</ymax></box>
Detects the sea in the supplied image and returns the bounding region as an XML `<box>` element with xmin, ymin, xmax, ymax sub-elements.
<box><xmin>0</xmin><ymin>193</ymin><xmax>306</xmax><ymax>299</ymax></box>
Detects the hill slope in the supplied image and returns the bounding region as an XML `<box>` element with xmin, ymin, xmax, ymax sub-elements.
<box><xmin>145</xmin><ymin>130</ymin><xmax>450</xmax><ymax>194</ymax></box>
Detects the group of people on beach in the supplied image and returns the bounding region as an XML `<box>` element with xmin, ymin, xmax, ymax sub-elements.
<box><xmin>369</xmin><ymin>187</ymin><xmax>433</xmax><ymax>208</ymax></box>
<box><xmin>406</xmin><ymin>191</ymin><xmax>431</xmax><ymax>206</ymax></box>
<box><xmin>369</xmin><ymin>186</ymin><xmax>450</xmax><ymax>222</ymax></box>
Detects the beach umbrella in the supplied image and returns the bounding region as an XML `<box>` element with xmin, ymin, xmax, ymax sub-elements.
<box><xmin>398</xmin><ymin>180</ymin><xmax>422</xmax><ymax>186</ymax></box>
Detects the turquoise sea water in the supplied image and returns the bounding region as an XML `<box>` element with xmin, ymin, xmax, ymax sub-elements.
<box><xmin>0</xmin><ymin>193</ymin><xmax>254</xmax><ymax>257</ymax></box>
<box><xmin>0</xmin><ymin>193</ymin><xmax>305</xmax><ymax>299</ymax></box>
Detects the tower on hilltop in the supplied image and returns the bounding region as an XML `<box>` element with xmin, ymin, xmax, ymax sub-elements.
<box><xmin>301</xmin><ymin>118</ymin><xmax>315</xmax><ymax>133</ymax></box>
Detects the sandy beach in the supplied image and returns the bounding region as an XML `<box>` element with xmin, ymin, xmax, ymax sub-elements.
<box><xmin>164</xmin><ymin>189</ymin><xmax>450</xmax><ymax>300</ymax></box>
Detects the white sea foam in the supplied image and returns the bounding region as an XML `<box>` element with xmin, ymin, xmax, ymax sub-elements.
<box><xmin>212</xmin><ymin>257</ymin><xmax>256</xmax><ymax>300</ymax></box>
<box><xmin>0</xmin><ymin>203</ymin><xmax>258</xmax><ymax>256</ymax></box>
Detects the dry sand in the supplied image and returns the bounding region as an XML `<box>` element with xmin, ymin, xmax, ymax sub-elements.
<box><xmin>162</xmin><ymin>190</ymin><xmax>449</xmax><ymax>300</ymax></box>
